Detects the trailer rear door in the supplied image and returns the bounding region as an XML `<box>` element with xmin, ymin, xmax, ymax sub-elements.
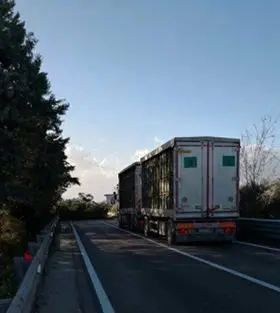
<box><xmin>176</xmin><ymin>143</ymin><xmax>207</xmax><ymax>218</ymax></box>
<box><xmin>209</xmin><ymin>142</ymin><xmax>240</xmax><ymax>218</ymax></box>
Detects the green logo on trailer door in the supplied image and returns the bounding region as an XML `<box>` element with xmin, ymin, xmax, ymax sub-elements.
<box><xmin>222</xmin><ymin>155</ymin><xmax>235</xmax><ymax>167</ymax></box>
<box><xmin>183</xmin><ymin>157</ymin><xmax>197</xmax><ymax>168</ymax></box>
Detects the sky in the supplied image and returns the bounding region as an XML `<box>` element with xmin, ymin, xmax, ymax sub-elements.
<box><xmin>15</xmin><ymin>0</ymin><xmax>280</xmax><ymax>201</ymax></box>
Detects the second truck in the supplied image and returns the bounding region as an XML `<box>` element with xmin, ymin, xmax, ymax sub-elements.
<box><xmin>118</xmin><ymin>136</ymin><xmax>240</xmax><ymax>244</ymax></box>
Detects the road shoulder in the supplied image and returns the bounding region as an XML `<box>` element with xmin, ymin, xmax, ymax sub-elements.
<box><xmin>35</xmin><ymin>223</ymin><xmax>99</xmax><ymax>313</ymax></box>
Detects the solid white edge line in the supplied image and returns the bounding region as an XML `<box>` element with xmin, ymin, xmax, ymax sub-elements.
<box><xmin>103</xmin><ymin>221</ymin><xmax>280</xmax><ymax>294</ymax></box>
<box><xmin>70</xmin><ymin>222</ymin><xmax>116</xmax><ymax>313</ymax></box>
<box><xmin>234</xmin><ymin>240</ymin><xmax>280</xmax><ymax>253</ymax></box>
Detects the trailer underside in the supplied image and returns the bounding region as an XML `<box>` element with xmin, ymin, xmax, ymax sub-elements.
<box><xmin>118</xmin><ymin>211</ymin><xmax>236</xmax><ymax>244</ymax></box>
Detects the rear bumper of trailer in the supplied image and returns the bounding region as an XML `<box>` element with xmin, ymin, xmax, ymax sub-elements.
<box><xmin>175</xmin><ymin>220</ymin><xmax>236</xmax><ymax>243</ymax></box>
<box><xmin>175</xmin><ymin>231</ymin><xmax>235</xmax><ymax>243</ymax></box>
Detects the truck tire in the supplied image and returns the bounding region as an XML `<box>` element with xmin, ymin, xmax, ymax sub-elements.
<box><xmin>118</xmin><ymin>217</ymin><xmax>124</xmax><ymax>229</ymax></box>
<box><xmin>130</xmin><ymin>215</ymin><xmax>137</xmax><ymax>231</ymax></box>
<box><xmin>222</xmin><ymin>239</ymin><xmax>233</xmax><ymax>245</ymax></box>
<box><xmin>144</xmin><ymin>218</ymin><xmax>150</xmax><ymax>237</ymax></box>
<box><xmin>167</xmin><ymin>221</ymin><xmax>176</xmax><ymax>245</ymax></box>
<box><xmin>129</xmin><ymin>215</ymin><xmax>135</xmax><ymax>231</ymax></box>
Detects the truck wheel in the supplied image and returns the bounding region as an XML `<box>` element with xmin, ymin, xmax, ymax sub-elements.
<box><xmin>167</xmin><ymin>221</ymin><xmax>176</xmax><ymax>245</ymax></box>
<box><xmin>118</xmin><ymin>217</ymin><xmax>124</xmax><ymax>229</ymax></box>
<box><xmin>130</xmin><ymin>216</ymin><xmax>137</xmax><ymax>231</ymax></box>
<box><xmin>222</xmin><ymin>239</ymin><xmax>233</xmax><ymax>245</ymax></box>
<box><xmin>129</xmin><ymin>215</ymin><xmax>135</xmax><ymax>231</ymax></box>
<box><xmin>144</xmin><ymin>218</ymin><xmax>150</xmax><ymax>237</ymax></box>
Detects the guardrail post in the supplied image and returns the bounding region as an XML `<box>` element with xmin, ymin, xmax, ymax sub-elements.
<box><xmin>0</xmin><ymin>299</ymin><xmax>11</xmax><ymax>313</ymax></box>
<box><xmin>28</xmin><ymin>242</ymin><xmax>41</xmax><ymax>256</ymax></box>
<box><xmin>51</xmin><ymin>220</ymin><xmax>61</xmax><ymax>251</ymax></box>
<box><xmin>6</xmin><ymin>216</ymin><xmax>59</xmax><ymax>313</ymax></box>
<box><xmin>13</xmin><ymin>257</ymin><xmax>31</xmax><ymax>287</ymax></box>
<box><xmin>36</xmin><ymin>235</ymin><xmax>45</xmax><ymax>243</ymax></box>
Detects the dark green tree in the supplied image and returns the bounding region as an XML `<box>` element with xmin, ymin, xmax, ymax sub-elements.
<box><xmin>78</xmin><ymin>192</ymin><xmax>94</xmax><ymax>203</ymax></box>
<box><xmin>0</xmin><ymin>0</ymin><xmax>79</xmax><ymax>235</ymax></box>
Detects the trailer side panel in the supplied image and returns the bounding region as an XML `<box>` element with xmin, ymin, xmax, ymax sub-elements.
<box><xmin>141</xmin><ymin>147</ymin><xmax>173</xmax><ymax>217</ymax></box>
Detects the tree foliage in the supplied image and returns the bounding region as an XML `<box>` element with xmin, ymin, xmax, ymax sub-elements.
<box><xmin>240</xmin><ymin>115</ymin><xmax>280</xmax><ymax>218</ymax></box>
<box><xmin>0</xmin><ymin>0</ymin><xmax>79</xmax><ymax>235</ymax></box>
<box><xmin>240</xmin><ymin>116</ymin><xmax>279</xmax><ymax>186</ymax></box>
<box><xmin>58</xmin><ymin>194</ymin><xmax>110</xmax><ymax>220</ymax></box>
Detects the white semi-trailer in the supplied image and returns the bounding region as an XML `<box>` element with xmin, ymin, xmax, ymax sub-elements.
<box><xmin>118</xmin><ymin>136</ymin><xmax>240</xmax><ymax>244</ymax></box>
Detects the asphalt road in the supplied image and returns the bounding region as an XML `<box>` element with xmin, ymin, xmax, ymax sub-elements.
<box><xmin>74</xmin><ymin>220</ymin><xmax>280</xmax><ymax>313</ymax></box>
<box><xmin>36</xmin><ymin>225</ymin><xmax>101</xmax><ymax>313</ymax></box>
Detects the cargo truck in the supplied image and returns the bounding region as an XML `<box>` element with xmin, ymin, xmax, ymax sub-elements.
<box><xmin>118</xmin><ymin>136</ymin><xmax>240</xmax><ymax>244</ymax></box>
<box><xmin>118</xmin><ymin>162</ymin><xmax>141</xmax><ymax>230</ymax></box>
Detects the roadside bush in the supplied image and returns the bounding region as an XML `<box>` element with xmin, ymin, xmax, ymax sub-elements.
<box><xmin>108</xmin><ymin>204</ymin><xmax>119</xmax><ymax>217</ymax></box>
<box><xmin>59</xmin><ymin>209</ymin><xmax>108</xmax><ymax>221</ymax></box>
<box><xmin>0</xmin><ymin>262</ymin><xmax>16</xmax><ymax>298</ymax></box>
<box><xmin>0</xmin><ymin>211</ymin><xmax>27</xmax><ymax>258</ymax></box>
<box><xmin>0</xmin><ymin>210</ymin><xmax>27</xmax><ymax>298</ymax></box>
<box><xmin>239</xmin><ymin>180</ymin><xmax>280</xmax><ymax>218</ymax></box>
<box><xmin>58</xmin><ymin>195</ymin><xmax>110</xmax><ymax>220</ymax></box>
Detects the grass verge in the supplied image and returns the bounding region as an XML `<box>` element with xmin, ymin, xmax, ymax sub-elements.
<box><xmin>0</xmin><ymin>210</ymin><xmax>26</xmax><ymax>298</ymax></box>
<box><xmin>0</xmin><ymin>260</ymin><xmax>17</xmax><ymax>298</ymax></box>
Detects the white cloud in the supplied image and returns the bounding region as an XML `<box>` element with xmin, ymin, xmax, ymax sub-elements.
<box><xmin>63</xmin><ymin>144</ymin><xmax>121</xmax><ymax>202</ymax></box>
<box><xmin>98</xmin><ymin>137</ymin><xmax>106</xmax><ymax>143</ymax></box>
<box><xmin>63</xmin><ymin>136</ymin><xmax>167</xmax><ymax>202</ymax></box>
<box><xmin>130</xmin><ymin>136</ymin><xmax>165</xmax><ymax>162</ymax></box>
<box><xmin>154</xmin><ymin>135</ymin><xmax>164</xmax><ymax>146</ymax></box>
<box><xmin>130</xmin><ymin>149</ymin><xmax>150</xmax><ymax>162</ymax></box>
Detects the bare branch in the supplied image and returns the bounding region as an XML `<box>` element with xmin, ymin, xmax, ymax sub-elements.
<box><xmin>240</xmin><ymin>115</ymin><xmax>279</xmax><ymax>186</ymax></box>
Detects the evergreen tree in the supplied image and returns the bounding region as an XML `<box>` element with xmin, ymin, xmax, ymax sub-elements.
<box><xmin>0</xmin><ymin>0</ymin><xmax>79</xmax><ymax>235</ymax></box>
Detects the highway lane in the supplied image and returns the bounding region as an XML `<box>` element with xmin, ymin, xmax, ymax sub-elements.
<box><xmin>105</xmin><ymin>219</ymin><xmax>280</xmax><ymax>287</ymax></box>
<box><xmin>75</xmin><ymin>220</ymin><xmax>280</xmax><ymax>313</ymax></box>
<box><xmin>178</xmin><ymin>241</ymin><xmax>280</xmax><ymax>287</ymax></box>
<box><xmin>36</xmin><ymin>224</ymin><xmax>101</xmax><ymax>313</ymax></box>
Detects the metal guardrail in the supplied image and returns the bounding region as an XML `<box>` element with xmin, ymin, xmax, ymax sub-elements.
<box><xmin>4</xmin><ymin>216</ymin><xmax>59</xmax><ymax>313</ymax></box>
<box><xmin>237</xmin><ymin>217</ymin><xmax>280</xmax><ymax>240</ymax></box>
<box><xmin>0</xmin><ymin>300</ymin><xmax>11</xmax><ymax>313</ymax></box>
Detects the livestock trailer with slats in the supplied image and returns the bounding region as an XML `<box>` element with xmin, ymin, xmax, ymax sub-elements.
<box><xmin>118</xmin><ymin>136</ymin><xmax>240</xmax><ymax>244</ymax></box>
<box><xmin>118</xmin><ymin>162</ymin><xmax>141</xmax><ymax>229</ymax></box>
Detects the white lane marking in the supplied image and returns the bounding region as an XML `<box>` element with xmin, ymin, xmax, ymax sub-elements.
<box><xmin>103</xmin><ymin>221</ymin><xmax>280</xmax><ymax>294</ymax></box>
<box><xmin>70</xmin><ymin>223</ymin><xmax>115</xmax><ymax>313</ymax></box>
<box><xmin>108</xmin><ymin>220</ymin><xmax>280</xmax><ymax>253</ymax></box>
<box><xmin>235</xmin><ymin>240</ymin><xmax>280</xmax><ymax>253</ymax></box>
